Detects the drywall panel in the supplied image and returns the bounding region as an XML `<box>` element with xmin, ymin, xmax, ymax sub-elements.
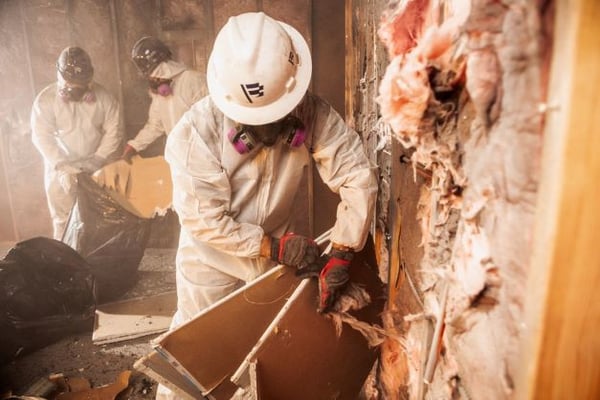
<box><xmin>156</xmin><ymin>265</ymin><xmax>302</xmax><ymax>398</ymax></box>
<box><xmin>232</xmin><ymin>237</ymin><xmax>385</xmax><ymax>400</ymax></box>
<box><xmin>212</xmin><ymin>1</ymin><xmax>258</xmax><ymax>34</ymax></box>
<box><xmin>114</xmin><ymin>0</ymin><xmax>158</xmax><ymax>140</ymax></box>
<box><xmin>263</xmin><ymin>0</ymin><xmax>311</xmax><ymax>46</ymax></box>
<box><xmin>69</xmin><ymin>0</ymin><xmax>119</xmax><ymax>97</ymax></box>
<box><xmin>93</xmin><ymin>291</ymin><xmax>177</xmax><ymax>344</ymax></box>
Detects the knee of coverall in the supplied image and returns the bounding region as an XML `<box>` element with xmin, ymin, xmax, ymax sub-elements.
<box><xmin>44</xmin><ymin>168</ymin><xmax>77</xmax><ymax>240</ymax></box>
<box><xmin>171</xmin><ymin>264</ymin><xmax>244</xmax><ymax>328</ymax></box>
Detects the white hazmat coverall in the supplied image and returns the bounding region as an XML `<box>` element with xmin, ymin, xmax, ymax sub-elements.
<box><xmin>31</xmin><ymin>82</ymin><xmax>122</xmax><ymax>239</ymax></box>
<box><xmin>155</xmin><ymin>92</ymin><xmax>378</xmax><ymax>399</ymax></box>
<box><xmin>127</xmin><ymin>60</ymin><xmax>205</xmax><ymax>152</ymax></box>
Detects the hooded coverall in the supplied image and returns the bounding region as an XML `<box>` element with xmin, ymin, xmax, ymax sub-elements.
<box><xmin>127</xmin><ymin>60</ymin><xmax>205</xmax><ymax>152</ymax></box>
<box><xmin>155</xmin><ymin>92</ymin><xmax>377</xmax><ymax>400</ymax></box>
<box><xmin>31</xmin><ymin>82</ymin><xmax>122</xmax><ymax>239</ymax></box>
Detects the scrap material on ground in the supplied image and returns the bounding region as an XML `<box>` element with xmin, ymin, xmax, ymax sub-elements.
<box><xmin>92</xmin><ymin>291</ymin><xmax>177</xmax><ymax>345</ymax></box>
<box><xmin>55</xmin><ymin>370</ymin><xmax>131</xmax><ymax>400</ymax></box>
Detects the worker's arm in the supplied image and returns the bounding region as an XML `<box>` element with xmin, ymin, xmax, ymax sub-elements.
<box><xmin>310</xmin><ymin>94</ymin><xmax>378</xmax><ymax>252</ymax></box>
<box><xmin>87</xmin><ymin>87</ymin><xmax>123</xmax><ymax>169</ymax></box>
<box><xmin>31</xmin><ymin>88</ymin><xmax>68</xmax><ymax>169</ymax></box>
<box><xmin>126</xmin><ymin>95</ymin><xmax>166</xmax><ymax>153</ymax></box>
<box><xmin>300</xmin><ymin>94</ymin><xmax>378</xmax><ymax>312</ymax></box>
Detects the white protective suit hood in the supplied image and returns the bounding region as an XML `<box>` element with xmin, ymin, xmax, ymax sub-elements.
<box><xmin>126</xmin><ymin>61</ymin><xmax>205</xmax><ymax>152</ymax></box>
<box><xmin>150</xmin><ymin>60</ymin><xmax>186</xmax><ymax>80</ymax></box>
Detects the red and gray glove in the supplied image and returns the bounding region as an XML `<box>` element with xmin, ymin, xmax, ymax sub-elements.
<box><xmin>270</xmin><ymin>232</ymin><xmax>320</xmax><ymax>269</ymax></box>
<box><xmin>297</xmin><ymin>248</ymin><xmax>353</xmax><ymax>313</ymax></box>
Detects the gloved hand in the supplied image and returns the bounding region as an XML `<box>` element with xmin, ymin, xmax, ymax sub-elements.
<box><xmin>270</xmin><ymin>232</ymin><xmax>320</xmax><ymax>269</ymax></box>
<box><xmin>297</xmin><ymin>248</ymin><xmax>353</xmax><ymax>313</ymax></box>
<box><xmin>55</xmin><ymin>162</ymin><xmax>81</xmax><ymax>192</ymax></box>
<box><xmin>121</xmin><ymin>144</ymin><xmax>137</xmax><ymax>164</ymax></box>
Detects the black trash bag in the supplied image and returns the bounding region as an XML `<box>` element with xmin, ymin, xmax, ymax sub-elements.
<box><xmin>0</xmin><ymin>237</ymin><xmax>96</xmax><ymax>365</ymax></box>
<box><xmin>62</xmin><ymin>173</ymin><xmax>152</xmax><ymax>303</ymax></box>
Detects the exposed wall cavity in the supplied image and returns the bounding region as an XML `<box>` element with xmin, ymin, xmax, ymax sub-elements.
<box><xmin>371</xmin><ymin>0</ymin><xmax>551</xmax><ymax>398</ymax></box>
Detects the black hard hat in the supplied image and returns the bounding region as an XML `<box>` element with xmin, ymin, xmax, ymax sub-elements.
<box><xmin>131</xmin><ymin>36</ymin><xmax>172</xmax><ymax>77</ymax></box>
<box><xmin>56</xmin><ymin>46</ymin><xmax>94</xmax><ymax>85</ymax></box>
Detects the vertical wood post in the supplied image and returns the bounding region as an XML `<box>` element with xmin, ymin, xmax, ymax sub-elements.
<box><xmin>518</xmin><ymin>1</ymin><xmax>600</xmax><ymax>398</ymax></box>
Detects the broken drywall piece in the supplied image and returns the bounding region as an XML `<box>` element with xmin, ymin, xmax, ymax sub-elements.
<box><xmin>92</xmin><ymin>155</ymin><xmax>172</xmax><ymax>219</ymax></box>
<box><xmin>137</xmin><ymin>229</ymin><xmax>334</xmax><ymax>399</ymax></box>
<box><xmin>230</xmin><ymin>238</ymin><xmax>385</xmax><ymax>400</ymax></box>
<box><xmin>55</xmin><ymin>370</ymin><xmax>130</xmax><ymax>400</ymax></box>
<box><xmin>92</xmin><ymin>291</ymin><xmax>177</xmax><ymax>345</ymax></box>
<box><xmin>149</xmin><ymin>265</ymin><xmax>301</xmax><ymax>399</ymax></box>
<box><xmin>133</xmin><ymin>350</ymin><xmax>202</xmax><ymax>400</ymax></box>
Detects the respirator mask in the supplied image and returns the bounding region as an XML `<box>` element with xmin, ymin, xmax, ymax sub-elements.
<box><xmin>57</xmin><ymin>75</ymin><xmax>94</xmax><ymax>102</ymax></box>
<box><xmin>148</xmin><ymin>78</ymin><xmax>173</xmax><ymax>96</ymax></box>
<box><xmin>227</xmin><ymin>115</ymin><xmax>306</xmax><ymax>154</ymax></box>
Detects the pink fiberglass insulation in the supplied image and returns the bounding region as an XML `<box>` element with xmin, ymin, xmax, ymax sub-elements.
<box><xmin>376</xmin><ymin>0</ymin><xmax>546</xmax><ymax>399</ymax></box>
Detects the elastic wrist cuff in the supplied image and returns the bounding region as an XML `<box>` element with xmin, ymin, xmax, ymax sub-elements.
<box><xmin>270</xmin><ymin>237</ymin><xmax>280</xmax><ymax>262</ymax></box>
<box><xmin>330</xmin><ymin>248</ymin><xmax>354</xmax><ymax>261</ymax></box>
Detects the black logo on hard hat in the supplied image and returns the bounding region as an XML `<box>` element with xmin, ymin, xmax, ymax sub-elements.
<box><xmin>241</xmin><ymin>83</ymin><xmax>264</xmax><ymax>104</ymax></box>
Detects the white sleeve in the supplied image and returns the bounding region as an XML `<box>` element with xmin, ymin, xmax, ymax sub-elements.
<box><xmin>31</xmin><ymin>92</ymin><xmax>67</xmax><ymax>168</ymax></box>
<box><xmin>94</xmin><ymin>90</ymin><xmax>123</xmax><ymax>161</ymax></box>
<box><xmin>311</xmin><ymin>99</ymin><xmax>378</xmax><ymax>251</ymax></box>
<box><xmin>128</xmin><ymin>96</ymin><xmax>165</xmax><ymax>152</ymax></box>
<box><xmin>165</xmin><ymin>102</ymin><xmax>264</xmax><ymax>257</ymax></box>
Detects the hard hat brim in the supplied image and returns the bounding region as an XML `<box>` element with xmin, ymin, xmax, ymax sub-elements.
<box><xmin>207</xmin><ymin>21</ymin><xmax>312</xmax><ymax>126</ymax></box>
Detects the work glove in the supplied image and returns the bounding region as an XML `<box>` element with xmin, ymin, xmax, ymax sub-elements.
<box><xmin>270</xmin><ymin>232</ymin><xmax>320</xmax><ymax>269</ymax></box>
<box><xmin>297</xmin><ymin>248</ymin><xmax>353</xmax><ymax>313</ymax></box>
<box><xmin>55</xmin><ymin>161</ymin><xmax>81</xmax><ymax>193</ymax></box>
<box><xmin>121</xmin><ymin>144</ymin><xmax>137</xmax><ymax>164</ymax></box>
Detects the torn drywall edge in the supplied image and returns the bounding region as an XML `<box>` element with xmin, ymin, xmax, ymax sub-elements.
<box><xmin>133</xmin><ymin>351</ymin><xmax>201</xmax><ymax>400</ymax></box>
<box><xmin>151</xmin><ymin>265</ymin><xmax>287</xmax><ymax>347</ymax></box>
<box><xmin>149</xmin><ymin>227</ymin><xmax>332</xmax><ymax>347</ymax></box>
<box><xmin>153</xmin><ymin>345</ymin><xmax>208</xmax><ymax>395</ymax></box>
<box><xmin>149</xmin><ymin>264</ymin><xmax>298</xmax><ymax>396</ymax></box>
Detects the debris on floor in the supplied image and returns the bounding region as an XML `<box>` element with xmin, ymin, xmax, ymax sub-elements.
<box><xmin>2</xmin><ymin>370</ymin><xmax>131</xmax><ymax>400</ymax></box>
<box><xmin>93</xmin><ymin>292</ymin><xmax>177</xmax><ymax>345</ymax></box>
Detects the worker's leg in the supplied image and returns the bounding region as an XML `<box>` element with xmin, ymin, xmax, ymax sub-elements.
<box><xmin>44</xmin><ymin>171</ymin><xmax>76</xmax><ymax>240</ymax></box>
<box><xmin>155</xmin><ymin>264</ymin><xmax>244</xmax><ymax>400</ymax></box>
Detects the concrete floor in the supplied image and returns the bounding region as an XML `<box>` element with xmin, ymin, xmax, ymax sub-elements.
<box><xmin>0</xmin><ymin>247</ymin><xmax>177</xmax><ymax>399</ymax></box>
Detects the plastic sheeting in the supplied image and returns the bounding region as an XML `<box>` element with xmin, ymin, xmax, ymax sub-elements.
<box><xmin>63</xmin><ymin>174</ymin><xmax>152</xmax><ymax>303</ymax></box>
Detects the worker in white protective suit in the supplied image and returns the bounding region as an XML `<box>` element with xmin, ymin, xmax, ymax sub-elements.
<box><xmin>121</xmin><ymin>36</ymin><xmax>205</xmax><ymax>160</ymax></box>
<box><xmin>156</xmin><ymin>12</ymin><xmax>377</xmax><ymax>400</ymax></box>
<box><xmin>31</xmin><ymin>46</ymin><xmax>123</xmax><ymax>240</ymax></box>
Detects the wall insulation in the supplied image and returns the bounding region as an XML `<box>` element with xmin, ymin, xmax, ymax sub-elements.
<box><xmin>348</xmin><ymin>0</ymin><xmax>553</xmax><ymax>398</ymax></box>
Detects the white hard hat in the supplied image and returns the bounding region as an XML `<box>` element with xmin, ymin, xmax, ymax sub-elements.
<box><xmin>207</xmin><ymin>12</ymin><xmax>312</xmax><ymax>125</ymax></box>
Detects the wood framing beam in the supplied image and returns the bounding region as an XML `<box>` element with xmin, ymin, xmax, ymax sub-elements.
<box><xmin>517</xmin><ymin>1</ymin><xmax>600</xmax><ymax>399</ymax></box>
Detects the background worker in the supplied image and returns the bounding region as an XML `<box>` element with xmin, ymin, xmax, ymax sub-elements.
<box><xmin>31</xmin><ymin>46</ymin><xmax>123</xmax><ymax>240</ymax></box>
<box><xmin>157</xmin><ymin>13</ymin><xmax>377</xmax><ymax>399</ymax></box>
<box><xmin>121</xmin><ymin>36</ymin><xmax>205</xmax><ymax>161</ymax></box>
